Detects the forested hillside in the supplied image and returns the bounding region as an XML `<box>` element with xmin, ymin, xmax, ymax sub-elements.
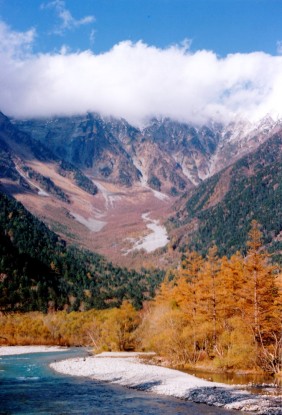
<box><xmin>0</xmin><ymin>190</ymin><xmax>164</xmax><ymax>312</ymax></box>
<box><xmin>169</xmin><ymin>133</ymin><xmax>282</xmax><ymax>261</ymax></box>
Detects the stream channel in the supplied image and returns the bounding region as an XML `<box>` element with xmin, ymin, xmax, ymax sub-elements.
<box><xmin>0</xmin><ymin>348</ymin><xmax>252</xmax><ymax>415</ymax></box>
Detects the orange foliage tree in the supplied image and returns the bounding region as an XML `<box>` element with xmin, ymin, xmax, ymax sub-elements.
<box><xmin>139</xmin><ymin>222</ymin><xmax>282</xmax><ymax>373</ymax></box>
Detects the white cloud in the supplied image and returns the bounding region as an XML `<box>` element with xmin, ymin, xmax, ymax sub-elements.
<box><xmin>0</xmin><ymin>22</ymin><xmax>282</xmax><ymax>126</ymax></box>
<box><xmin>0</xmin><ymin>21</ymin><xmax>35</xmax><ymax>58</ymax></box>
<box><xmin>41</xmin><ymin>0</ymin><xmax>95</xmax><ymax>34</ymax></box>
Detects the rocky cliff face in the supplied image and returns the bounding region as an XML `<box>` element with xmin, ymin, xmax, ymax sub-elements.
<box><xmin>0</xmin><ymin>112</ymin><xmax>98</xmax><ymax>199</ymax></box>
<box><xmin>15</xmin><ymin>114</ymin><xmax>141</xmax><ymax>187</ymax></box>
<box><xmin>15</xmin><ymin>113</ymin><xmax>279</xmax><ymax>196</ymax></box>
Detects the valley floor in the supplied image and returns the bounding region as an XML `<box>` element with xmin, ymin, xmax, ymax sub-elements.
<box><xmin>51</xmin><ymin>352</ymin><xmax>282</xmax><ymax>415</ymax></box>
<box><xmin>5</xmin><ymin>173</ymin><xmax>176</xmax><ymax>268</ymax></box>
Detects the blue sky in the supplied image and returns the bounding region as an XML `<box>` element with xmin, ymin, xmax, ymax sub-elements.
<box><xmin>0</xmin><ymin>0</ymin><xmax>282</xmax><ymax>125</ymax></box>
<box><xmin>1</xmin><ymin>0</ymin><xmax>281</xmax><ymax>56</ymax></box>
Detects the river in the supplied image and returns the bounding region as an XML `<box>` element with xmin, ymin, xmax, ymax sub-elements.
<box><xmin>0</xmin><ymin>349</ymin><xmax>245</xmax><ymax>415</ymax></box>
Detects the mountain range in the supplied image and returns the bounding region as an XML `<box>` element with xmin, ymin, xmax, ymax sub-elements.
<box><xmin>0</xmin><ymin>110</ymin><xmax>281</xmax><ymax>268</ymax></box>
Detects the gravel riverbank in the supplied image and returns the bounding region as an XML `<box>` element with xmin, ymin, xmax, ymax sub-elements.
<box><xmin>0</xmin><ymin>346</ymin><xmax>67</xmax><ymax>356</ymax></box>
<box><xmin>50</xmin><ymin>353</ymin><xmax>281</xmax><ymax>415</ymax></box>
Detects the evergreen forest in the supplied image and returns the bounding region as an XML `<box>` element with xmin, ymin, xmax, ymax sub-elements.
<box><xmin>170</xmin><ymin>134</ymin><xmax>282</xmax><ymax>262</ymax></box>
<box><xmin>0</xmin><ymin>190</ymin><xmax>164</xmax><ymax>312</ymax></box>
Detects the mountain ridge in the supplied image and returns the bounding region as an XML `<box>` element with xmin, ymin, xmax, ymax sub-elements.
<box><xmin>14</xmin><ymin>112</ymin><xmax>280</xmax><ymax>194</ymax></box>
<box><xmin>1</xmin><ymin>110</ymin><xmax>282</xmax><ymax>267</ymax></box>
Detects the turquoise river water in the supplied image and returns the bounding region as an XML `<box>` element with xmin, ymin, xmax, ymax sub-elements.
<box><xmin>0</xmin><ymin>349</ymin><xmax>250</xmax><ymax>415</ymax></box>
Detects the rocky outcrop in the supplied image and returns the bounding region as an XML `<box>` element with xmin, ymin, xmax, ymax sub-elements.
<box><xmin>14</xmin><ymin>113</ymin><xmax>280</xmax><ymax>195</ymax></box>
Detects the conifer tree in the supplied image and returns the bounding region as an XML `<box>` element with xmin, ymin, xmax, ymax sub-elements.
<box><xmin>219</xmin><ymin>252</ymin><xmax>245</xmax><ymax>320</ymax></box>
<box><xmin>242</xmin><ymin>221</ymin><xmax>282</xmax><ymax>372</ymax></box>
<box><xmin>198</xmin><ymin>246</ymin><xmax>220</xmax><ymax>352</ymax></box>
<box><xmin>174</xmin><ymin>251</ymin><xmax>204</xmax><ymax>361</ymax></box>
<box><xmin>243</xmin><ymin>221</ymin><xmax>279</xmax><ymax>340</ymax></box>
